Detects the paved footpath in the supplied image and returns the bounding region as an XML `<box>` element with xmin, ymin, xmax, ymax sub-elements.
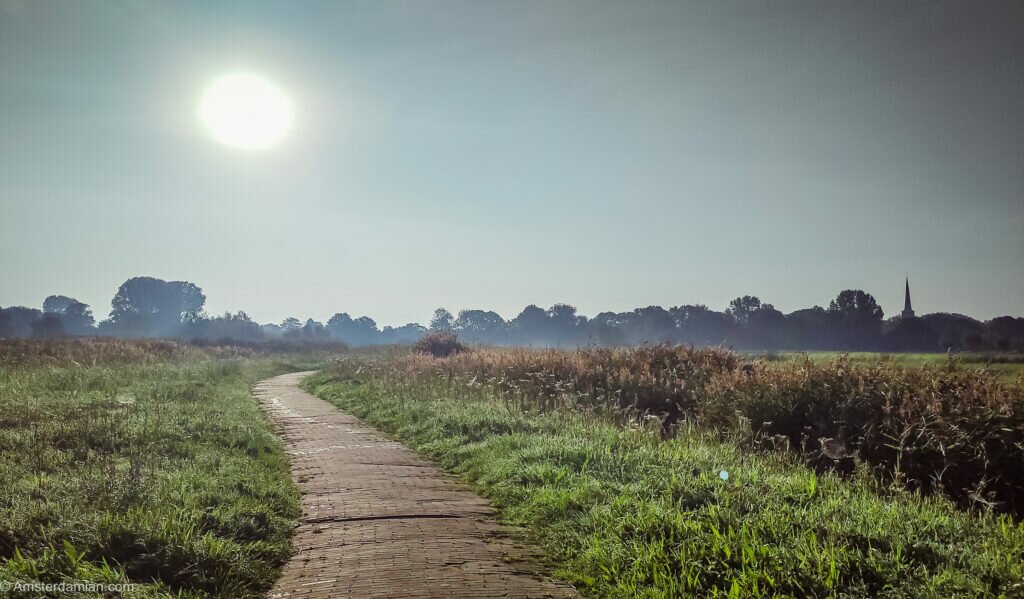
<box><xmin>254</xmin><ymin>372</ymin><xmax>580</xmax><ymax>599</ymax></box>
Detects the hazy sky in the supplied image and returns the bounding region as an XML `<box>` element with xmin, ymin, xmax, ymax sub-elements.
<box><xmin>2</xmin><ymin>0</ymin><xmax>1022</xmax><ymax>326</ymax></box>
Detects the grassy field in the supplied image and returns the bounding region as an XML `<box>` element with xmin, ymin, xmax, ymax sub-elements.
<box><xmin>305</xmin><ymin>347</ymin><xmax>1024</xmax><ymax>598</ymax></box>
<box><xmin>5</xmin><ymin>340</ymin><xmax>1023</xmax><ymax>597</ymax></box>
<box><xmin>0</xmin><ymin>340</ymin><xmax>314</xmax><ymax>597</ymax></box>
<box><xmin>767</xmin><ymin>351</ymin><xmax>1024</xmax><ymax>387</ymax></box>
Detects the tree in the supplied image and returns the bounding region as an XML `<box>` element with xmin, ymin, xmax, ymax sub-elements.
<box><xmin>43</xmin><ymin>295</ymin><xmax>77</xmax><ymax>314</ymax></box>
<box><xmin>828</xmin><ymin>290</ymin><xmax>884</xmax><ymax>321</ymax></box>
<box><xmin>1</xmin><ymin>306</ymin><xmax>42</xmax><ymax>338</ymax></box>
<box><xmin>671</xmin><ymin>304</ymin><xmax>733</xmax><ymax>346</ymax></box>
<box><xmin>619</xmin><ymin>306</ymin><xmax>676</xmax><ymax>344</ymax></box>
<box><xmin>547</xmin><ymin>303</ymin><xmax>586</xmax><ymax>347</ymax></box>
<box><xmin>40</xmin><ymin>295</ymin><xmax>95</xmax><ymax>336</ymax></box>
<box><xmin>588</xmin><ymin>312</ymin><xmax>627</xmax><ymax>346</ymax></box>
<box><xmin>725</xmin><ymin>297</ymin><xmax>791</xmax><ymax>348</ymax></box>
<box><xmin>31</xmin><ymin>313</ymin><xmax>65</xmax><ymax>338</ymax></box>
<box><xmin>183</xmin><ymin>311</ymin><xmax>263</xmax><ymax>341</ymax></box>
<box><xmin>920</xmin><ymin>313</ymin><xmax>984</xmax><ymax>351</ymax></box>
<box><xmin>300</xmin><ymin>319</ymin><xmax>329</xmax><ymax>340</ymax></box>
<box><xmin>881</xmin><ymin>318</ymin><xmax>940</xmax><ymax>352</ymax></box>
<box><xmin>108</xmin><ymin>277</ymin><xmax>206</xmax><ymax>336</ymax></box>
<box><xmin>261</xmin><ymin>323</ymin><xmax>284</xmax><ymax>337</ymax></box>
<box><xmin>281</xmin><ymin>317</ymin><xmax>302</xmax><ymax>333</ymax></box>
<box><xmin>454</xmin><ymin>309</ymin><xmax>506</xmax><ymax>344</ymax></box>
<box><xmin>380</xmin><ymin>323</ymin><xmax>427</xmax><ymax>344</ymax></box>
<box><xmin>747</xmin><ymin>302</ymin><xmax>785</xmax><ymax>348</ymax></box>
<box><xmin>785</xmin><ymin>307</ymin><xmax>831</xmax><ymax>349</ymax></box>
<box><xmin>429</xmin><ymin>308</ymin><xmax>454</xmax><ymax>332</ymax></box>
<box><xmin>509</xmin><ymin>305</ymin><xmax>549</xmax><ymax>345</ymax></box>
<box><xmin>727</xmin><ymin>296</ymin><xmax>762</xmax><ymax>326</ymax></box>
<box><xmin>828</xmin><ymin>290</ymin><xmax>884</xmax><ymax>350</ymax></box>
<box><xmin>62</xmin><ymin>301</ymin><xmax>95</xmax><ymax>335</ymax></box>
<box><xmin>326</xmin><ymin>313</ymin><xmax>379</xmax><ymax>345</ymax></box>
<box><xmin>0</xmin><ymin>309</ymin><xmax>13</xmax><ymax>338</ymax></box>
<box><xmin>987</xmin><ymin>316</ymin><xmax>1024</xmax><ymax>351</ymax></box>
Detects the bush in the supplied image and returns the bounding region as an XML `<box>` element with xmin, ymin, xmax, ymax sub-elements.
<box><xmin>703</xmin><ymin>357</ymin><xmax>1024</xmax><ymax>513</ymax></box>
<box><xmin>413</xmin><ymin>331</ymin><xmax>466</xmax><ymax>357</ymax></box>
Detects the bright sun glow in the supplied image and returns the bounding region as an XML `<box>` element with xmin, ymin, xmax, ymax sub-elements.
<box><xmin>198</xmin><ymin>73</ymin><xmax>293</xmax><ymax>150</ymax></box>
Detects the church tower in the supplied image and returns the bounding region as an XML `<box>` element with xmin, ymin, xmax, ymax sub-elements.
<box><xmin>901</xmin><ymin>277</ymin><xmax>916</xmax><ymax>319</ymax></box>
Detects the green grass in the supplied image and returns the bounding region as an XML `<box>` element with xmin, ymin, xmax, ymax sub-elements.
<box><xmin>0</xmin><ymin>357</ymin><xmax>303</xmax><ymax>597</ymax></box>
<box><xmin>305</xmin><ymin>364</ymin><xmax>1024</xmax><ymax>599</ymax></box>
<box><xmin>765</xmin><ymin>352</ymin><xmax>1024</xmax><ymax>386</ymax></box>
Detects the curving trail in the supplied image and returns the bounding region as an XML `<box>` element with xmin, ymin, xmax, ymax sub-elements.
<box><xmin>255</xmin><ymin>372</ymin><xmax>579</xmax><ymax>599</ymax></box>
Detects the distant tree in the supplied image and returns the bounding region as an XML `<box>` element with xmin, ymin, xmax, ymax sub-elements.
<box><xmin>509</xmin><ymin>305</ymin><xmax>548</xmax><ymax>345</ymax></box>
<box><xmin>619</xmin><ymin>306</ymin><xmax>676</xmax><ymax>344</ymax></box>
<box><xmin>1</xmin><ymin>306</ymin><xmax>42</xmax><ymax>338</ymax></box>
<box><xmin>882</xmin><ymin>318</ymin><xmax>940</xmax><ymax>352</ymax></box>
<box><xmin>40</xmin><ymin>295</ymin><xmax>95</xmax><ymax>336</ymax></box>
<box><xmin>325</xmin><ymin>313</ymin><xmax>353</xmax><ymax>338</ymax></box>
<box><xmin>62</xmin><ymin>301</ymin><xmax>95</xmax><ymax>335</ymax></box>
<box><xmin>725</xmin><ymin>296</ymin><xmax>791</xmax><ymax>348</ymax></box>
<box><xmin>429</xmin><ymin>308</ymin><xmax>454</xmax><ymax>332</ymax></box>
<box><xmin>326</xmin><ymin>313</ymin><xmax>379</xmax><ymax>345</ymax></box>
<box><xmin>727</xmin><ymin>296</ymin><xmax>762</xmax><ymax>326</ymax></box>
<box><xmin>280</xmin><ymin>317</ymin><xmax>302</xmax><ymax>333</ymax></box>
<box><xmin>184</xmin><ymin>311</ymin><xmax>263</xmax><ymax>341</ymax></box>
<box><xmin>671</xmin><ymin>304</ymin><xmax>733</xmax><ymax>346</ymax></box>
<box><xmin>354</xmin><ymin>317</ymin><xmax>380</xmax><ymax>344</ymax></box>
<box><xmin>0</xmin><ymin>309</ymin><xmax>13</xmax><ymax>338</ymax></box>
<box><xmin>43</xmin><ymin>295</ymin><xmax>77</xmax><ymax>314</ymax></box>
<box><xmin>920</xmin><ymin>313</ymin><xmax>984</xmax><ymax>351</ymax></box>
<box><xmin>261</xmin><ymin>323</ymin><xmax>284</xmax><ymax>337</ymax></box>
<box><xmin>300</xmin><ymin>319</ymin><xmax>330</xmax><ymax>340</ymax></box>
<box><xmin>547</xmin><ymin>303</ymin><xmax>586</xmax><ymax>347</ymax></box>
<box><xmin>454</xmin><ymin>309</ymin><xmax>506</xmax><ymax>344</ymax></box>
<box><xmin>108</xmin><ymin>277</ymin><xmax>205</xmax><ymax>336</ymax></box>
<box><xmin>588</xmin><ymin>312</ymin><xmax>626</xmax><ymax>346</ymax></box>
<box><xmin>31</xmin><ymin>313</ymin><xmax>65</xmax><ymax>338</ymax></box>
<box><xmin>828</xmin><ymin>290</ymin><xmax>884</xmax><ymax>350</ymax></box>
<box><xmin>784</xmin><ymin>307</ymin><xmax>832</xmax><ymax>349</ymax></box>
<box><xmin>829</xmin><ymin>290</ymin><xmax>884</xmax><ymax>321</ymax></box>
<box><xmin>380</xmin><ymin>323</ymin><xmax>427</xmax><ymax>344</ymax></box>
<box><xmin>986</xmin><ymin>316</ymin><xmax>1024</xmax><ymax>351</ymax></box>
<box><xmin>747</xmin><ymin>302</ymin><xmax>785</xmax><ymax>348</ymax></box>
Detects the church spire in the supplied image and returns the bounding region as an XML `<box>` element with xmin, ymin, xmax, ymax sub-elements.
<box><xmin>901</xmin><ymin>276</ymin><xmax>915</xmax><ymax>319</ymax></box>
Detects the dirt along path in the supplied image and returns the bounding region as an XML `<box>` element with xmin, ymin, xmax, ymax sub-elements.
<box><xmin>254</xmin><ymin>372</ymin><xmax>580</xmax><ymax>598</ymax></box>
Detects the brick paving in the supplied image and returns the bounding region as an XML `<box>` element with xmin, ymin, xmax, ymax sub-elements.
<box><xmin>255</xmin><ymin>371</ymin><xmax>580</xmax><ymax>598</ymax></box>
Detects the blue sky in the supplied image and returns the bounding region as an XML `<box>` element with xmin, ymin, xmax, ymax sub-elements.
<box><xmin>1</xmin><ymin>1</ymin><xmax>1022</xmax><ymax>325</ymax></box>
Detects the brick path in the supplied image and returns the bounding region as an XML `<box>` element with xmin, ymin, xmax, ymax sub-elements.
<box><xmin>255</xmin><ymin>372</ymin><xmax>580</xmax><ymax>598</ymax></box>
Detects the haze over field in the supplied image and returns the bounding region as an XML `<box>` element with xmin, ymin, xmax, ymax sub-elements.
<box><xmin>1</xmin><ymin>1</ymin><xmax>1022</xmax><ymax>325</ymax></box>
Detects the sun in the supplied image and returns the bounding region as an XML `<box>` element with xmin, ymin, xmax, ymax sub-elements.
<box><xmin>198</xmin><ymin>73</ymin><xmax>294</xmax><ymax>150</ymax></box>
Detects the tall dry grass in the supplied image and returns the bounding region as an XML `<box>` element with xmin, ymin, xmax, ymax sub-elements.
<box><xmin>400</xmin><ymin>345</ymin><xmax>734</xmax><ymax>421</ymax></box>
<box><xmin>389</xmin><ymin>345</ymin><xmax>1024</xmax><ymax>514</ymax></box>
<box><xmin>704</xmin><ymin>358</ymin><xmax>1024</xmax><ymax>513</ymax></box>
<box><xmin>0</xmin><ymin>338</ymin><xmax>200</xmax><ymax>367</ymax></box>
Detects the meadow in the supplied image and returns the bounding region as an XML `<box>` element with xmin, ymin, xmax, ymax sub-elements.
<box><xmin>304</xmin><ymin>341</ymin><xmax>1024</xmax><ymax>598</ymax></box>
<box><xmin>768</xmin><ymin>351</ymin><xmax>1024</xmax><ymax>387</ymax></box>
<box><xmin>0</xmin><ymin>339</ymin><xmax>319</xmax><ymax>598</ymax></box>
<box><xmin>4</xmin><ymin>337</ymin><xmax>1023</xmax><ymax>597</ymax></box>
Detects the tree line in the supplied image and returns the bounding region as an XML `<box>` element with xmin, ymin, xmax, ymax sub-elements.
<box><xmin>2</xmin><ymin>276</ymin><xmax>1023</xmax><ymax>352</ymax></box>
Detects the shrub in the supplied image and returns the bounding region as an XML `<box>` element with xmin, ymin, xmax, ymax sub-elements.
<box><xmin>413</xmin><ymin>331</ymin><xmax>466</xmax><ymax>357</ymax></box>
<box><xmin>703</xmin><ymin>357</ymin><xmax>1024</xmax><ymax>513</ymax></box>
